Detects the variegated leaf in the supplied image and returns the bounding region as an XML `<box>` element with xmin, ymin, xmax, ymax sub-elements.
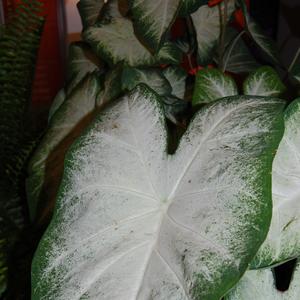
<box><xmin>122</xmin><ymin>67</ymin><xmax>172</xmax><ymax>95</ymax></box>
<box><xmin>226</xmin><ymin>259</ymin><xmax>300</xmax><ymax>300</ymax></box>
<box><xmin>251</xmin><ymin>99</ymin><xmax>300</xmax><ymax>269</ymax></box>
<box><xmin>48</xmin><ymin>89</ymin><xmax>66</xmax><ymax>123</ymax></box>
<box><xmin>237</xmin><ymin>0</ymin><xmax>279</xmax><ymax>64</ymax></box>
<box><xmin>162</xmin><ymin>66</ymin><xmax>187</xmax><ymax>99</ymax></box>
<box><xmin>32</xmin><ymin>85</ymin><xmax>284</xmax><ymax>300</ymax></box>
<box><xmin>26</xmin><ymin>74</ymin><xmax>101</xmax><ymax>221</ymax></box>
<box><xmin>221</xmin><ymin>28</ymin><xmax>259</xmax><ymax>74</ymax></box>
<box><xmin>130</xmin><ymin>0</ymin><xmax>181</xmax><ymax>51</ymax></box>
<box><xmin>191</xmin><ymin>1</ymin><xmax>235</xmax><ymax>65</ymax></box>
<box><xmin>192</xmin><ymin>68</ymin><xmax>238</xmax><ymax>105</ymax></box>
<box><xmin>77</xmin><ymin>0</ymin><xmax>105</xmax><ymax>28</ymax></box>
<box><xmin>243</xmin><ymin>66</ymin><xmax>285</xmax><ymax>97</ymax></box>
<box><xmin>66</xmin><ymin>42</ymin><xmax>104</xmax><ymax>95</ymax></box>
<box><xmin>83</xmin><ymin>17</ymin><xmax>181</xmax><ymax>67</ymax></box>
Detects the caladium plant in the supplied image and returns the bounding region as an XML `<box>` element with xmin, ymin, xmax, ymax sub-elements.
<box><xmin>26</xmin><ymin>0</ymin><xmax>300</xmax><ymax>299</ymax></box>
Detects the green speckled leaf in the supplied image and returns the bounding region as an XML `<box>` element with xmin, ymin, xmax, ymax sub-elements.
<box><xmin>32</xmin><ymin>85</ymin><xmax>284</xmax><ymax>300</ymax></box>
<box><xmin>192</xmin><ymin>68</ymin><xmax>238</xmax><ymax>105</ymax></box>
<box><xmin>77</xmin><ymin>0</ymin><xmax>105</xmax><ymax>28</ymax></box>
<box><xmin>130</xmin><ymin>0</ymin><xmax>181</xmax><ymax>51</ymax></box>
<box><xmin>26</xmin><ymin>74</ymin><xmax>101</xmax><ymax>221</ymax></box>
<box><xmin>66</xmin><ymin>42</ymin><xmax>104</xmax><ymax>95</ymax></box>
<box><xmin>162</xmin><ymin>66</ymin><xmax>187</xmax><ymax>99</ymax></box>
<box><xmin>122</xmin><ymin>67</ymin><xmax>172</xmax><ymax>95</ymax></box>
<box><xmin>83</xmin><ymin>17</ymin><xmax>181</xmax><ymax>67</ymax></box>
<box><xmin>243</xmin><ymin>66</ymin><xmax>285</xmax><ymax>97</ymax></box>
<box><xmin>191</xmin><ymin>1</ymin><xmax>235</xmax><ymax>65</ymax></box>
<box><xmin>226</xmin><ymin>260</ymin><xmax>300</xmax><ymax>300</ymax></box>
<box><xmin>251</xmin><ymin>99</ymin><xmax>300</xmax><ymax>269</ymax></box>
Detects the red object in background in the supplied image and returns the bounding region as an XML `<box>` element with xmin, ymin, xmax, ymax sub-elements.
<box><xmin>2</xmin><ymin>0</ymin><xmax>65</xmax><ymax>107</ymax></box>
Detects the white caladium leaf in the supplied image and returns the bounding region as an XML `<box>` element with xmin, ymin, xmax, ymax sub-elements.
<box><xmin>226</xmin><ymin>260</ymin><xmax>300</xmax><ymax>300</ymax></box>
<box><xmin>130</xmin><ymin>0</ymin><xmax>181</xmax><ymax>51</ymax></box>
<box><xmin>162</xmin><ymin>66</ymin><xmax>187</xmax><ymax>99</ymax></box>
<box><xmin>237</xmin><ymin>0</ymin><xmax>278</xmax><ymax>64</ymax></box>
<box><xmin>243</xmin><ymin>66</ymin><xmax>285</xmax><ymax>97</ymax></box>
<box><xmin>251</xmin><ymin>99</ymin><xmax>300</xmax><ymax>269</ymax></box>
<box><xmin>32</xmin><ymin>85</ymin><xmax>284</xmax><ymax>300</ymax></box>
<box><xmin>122</xmin><ymin>67</ymin><xmax>172</xmax><ymax>96</ymax></box>
<box><xmin>192</xmin><ymin>68</ymin><xmax>238</xmax><ymax>105</ymax></box>
<box><xmin>26</xmin><ymin>74</ymin><xmax>101</xmax><ymax>221</ymax></box>
<box><xmin>48</xmin><ymin>89</ymin><xmax>66</xmax><ymax>123</ymax></box>
<box><xmin>66</xmin><ymin>42</ymin><xmax>104</xmax><ymax>95</ymax></box>
<box><xmin>83</xmin><ymin>17</ymin><xmax>181</xmax><ymax>67</ymax></box>
<box><xmin>77</xmin><ymin>0</ymin><xmax>105</xmax><ymax>28</ymax></box>
<box><xmin>191</xmin><ymin>1</ymin><xmax>235</xmax><ymax>65</ymax></box>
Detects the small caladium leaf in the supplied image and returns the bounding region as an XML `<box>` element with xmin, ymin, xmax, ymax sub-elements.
<box><xmin>162</xmin><ymin>66</ymin><xmax>187</xmax><ymax>99</ymax></box>
<box><xmin>83</xmin><ymin>17</ymin><xmax>181</xmax><ymax>67</ymax></box>
<box><xmin>130</xmin><ymin>0</ymin><xmax>181</xmax><ymax>52</ymax></box>
<box><xmin>251</xmin><ymin>99</ymin><xmax>300</xmax><ymax>269</ymax></box>
<box><xmin>237</xmin><ymin>0</ymin><xmax>279</xmax><ymax>64</ymax></box>
<box><xmin>243</xmin><ymin>66</ymin><xmax>285</xmax><ymax>97</ymax></box>
<box><xmin>192</xmin><ymin>68</ymin><xmax>238</xmax><ymax>105</ymax></box>
<box><xmin>122</xmin><ymin>67</ymin><xmax>172</xmax><ymax>96</ymax></box>
<box><xmin>32</xmin><ymin>85</ymin><xmax>284</xmax><ymax>300</ymax></box>
<box><xmin>48</xmin><ymin>89</ymin><xmax>66</xmax><ymax>123</ymax></box>
<box><xmin>221</xmin><ymin>28</ymin><xmax>259</xmax><ymax>74</ymax></box>
<box><xmin>77</xmin><ymin>0</ymin><xmax>105</xmax><ymax>28</ymax></box>
<box><xmin>226</xmin><ymin>259</ymin><xmax>300</xmax><ymax>300</ymax></box>
<box><xmin>26</xmin><ymin>74</ymin><xmax>101</xmax><ymax>222</ymax></box>
<box><xmin>191</xmin><ymin>1</ymin><xmax>235</xmax><ymax>65</ymax></box>
<box><xmin>179</xmin><ymin>0</ymin><xmax>208</xmax><ymax>16</ymax></box>
<box><xmin>66</xmin><ymin>42</ymin><xmax>104</xmax><ymax>95</ymax></box>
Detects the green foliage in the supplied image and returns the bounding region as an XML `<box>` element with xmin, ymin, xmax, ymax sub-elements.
<box><xmin>24</xmin><ymin>0</ymin><xmax>300</xmax><ymax>298</ymax></box>
<box><xmin>0</xmin><ymin>0</ymin><xmax>44</xmax><ymax>296</ymax></box>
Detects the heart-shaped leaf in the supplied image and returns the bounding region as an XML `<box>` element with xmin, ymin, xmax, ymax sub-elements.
<box><xmin>251</xmin><ymin>99</ymin><xmax>300</xmax><ymax>269</ymax></box>
<box><xmin>83</xmin><ymin>17</ymin><xmax>181</xmax><ymax>67</ymax></box>
<box><xmin>130</xmin><ymin>0</ymin><xmax>182</xmax><ymax>51</ymax></box>
<box><xmin>243</xmin><ymin>66</ymin><xmax>285</xmax><ymax>97</ymax></box>
<box><xmin>191</xmin><ymin>1</ymin><xmax>235</xmax><ymax>65</ymax></box>
<box><xmin>77</xmin><ymin>0</ymin><xmax>105</xmax><ymax>28</ymax></box>
<box><xmin>32</xmin><ymin>85</ymin><xmax>284</xmax><ymax>300</ymax></box>
<box><xmin>192</xmin><ymin>68</ymin><xmax>238</xmax><ymax>105</ymax></box>
<box><xmin>226</xmin><ymin>259</ymin><xmax>300</xmax><ymax>300</ymax></box>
